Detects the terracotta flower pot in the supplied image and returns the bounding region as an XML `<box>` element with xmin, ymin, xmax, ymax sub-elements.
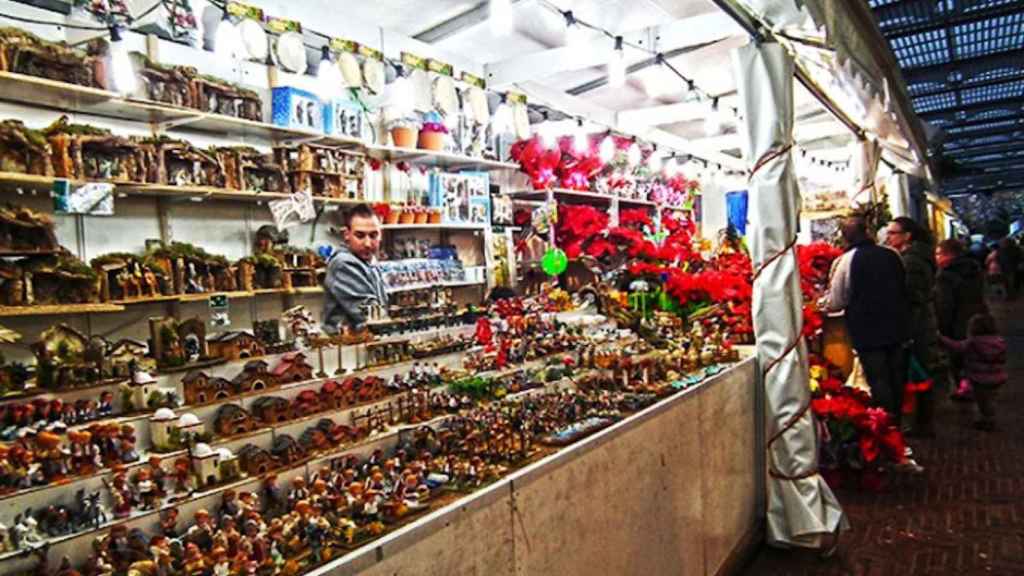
<box><xmin>391</xmin><ymin>126</ymin><xmax>419</xmax><ymax>148</ymax></box>
<box><xmin>399</xmin><ymin>209</ymin><xmax>415</xmax><ymax>224</ymax></box>
<box><xmin>428</xmin><ymin>210</ymin><xmax>442</xmax><ymax>224</ymax></box>
<box><xmin>385</xmin><ymin>210</ymin><xmax>401</xmax><ymax>225</ymax></box>
<box><xmin>414</xmin><ymin>211</ymin><xmax>429</xmax><ymax>224</ymax></box>
<box><xmin>418</xmin><ymin>130</ymin><xmax>445</xmax><ymax>151</ymax></box>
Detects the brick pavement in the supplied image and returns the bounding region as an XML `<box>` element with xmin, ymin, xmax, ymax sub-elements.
<box><xmin>739</xmin><ymin>300</ymin><xmax>1024</xmax><ymax>576</ymax></box>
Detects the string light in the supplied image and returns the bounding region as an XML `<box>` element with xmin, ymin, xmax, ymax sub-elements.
<box><xmin>490</xmin><ymin>0</ymin><xmax>514</xmax><ymax>35</ymax></box>
<box><xmin>608</xmin><ymin>36</ymin><xmax>626</xmax><ymax>88</ymax></box>
<box><xmin>572</xmin><ymin>118</ymin><xmax>588</xmax><ymax>154</ymax></box>
<box><xmin>643</xmin><ymin>53</ymin><xmax>672</xmax><ymax>99</ymax></box>
<box><xmin>627</xmin><ymin>137</ymin><xmax>642</xmax><ymax>166</ymax></box>
<box><xmin>317</xmin><ymin>46</ymin><xmax>343</xmax><ymax>99</ymax></box>
<box><xmin>214</xmin><ymin>10</ymin><xmax>242</xmax><ymax>60</ymax></box>
<box><xmin>704</xmin><ymin>97</ymin><xmax>727</xmax><ymax>136</ymax></box>
<box><xmin>664</xmin><ymin>154</ymin><xmax>679</xmax><ymax>178</ymax></box>
<box><xmin>107</xmin><ymin>26</ymin><xmax>136</xmax><ymax>95</ymax></box>
<box><xmin>599</xmin><ymin>133</ymin><xmax>616</xmax><ymax>162</ymax></box>
<box><xmin>536</xmin><ymin>111</ymin><xmax>557</xmax><ymax>149</ymax></box>
<box><xmin>563</xmin><ymin>11</ymin><xmax>585</xmax><ymax>47</ymax></box>
<box><xmin>492</xmin><ymin>95</ymin><xmax>514</xmax><ymax>135</ymax></box>
<box><xmin>647</xmin><ymin>145</ymin><xmax>662</xmax><ymax>173</ymax></box>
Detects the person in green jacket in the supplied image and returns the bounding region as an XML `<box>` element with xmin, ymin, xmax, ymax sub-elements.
<box><xmin>885</xmin><ymin>217</ymin><xmax>941</xmax><ymax>436</ymax></box>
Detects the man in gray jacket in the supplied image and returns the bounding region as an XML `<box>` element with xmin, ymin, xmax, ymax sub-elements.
<box><xmin>323</xmin><ymin>204</ymin><xmax>387</xmax><ymax>335</ymax></box>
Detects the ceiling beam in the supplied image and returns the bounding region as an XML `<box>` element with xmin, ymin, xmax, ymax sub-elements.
<box><xmin>944</xmin><ymin>143</ymin><xmax>1024</xmax><ymax>158</ymax></box>
<box><xmin>932</xmin><ymin>113</ymin><xmax>1024</xmax><ymax>131</ymax></box>
<box><xmin>683</xmin><ymin>121</ymin><xmax>852</xmax><ymax>152</ymax></box>
<box><xmin>903</xmin><ymin>49</ymin><xmax>1024</xmax><ymax>81</ymax></box>
<box><xmin>877</xmin><ymin>2</ymin><xmax>1024</xmax><ymax>39</ymax></box>
<box><xmin>413</xmin><ymin>0</ymin><xmax>528</xmax><ymax>43</ymax></box>
<box><xmin>566</xmin><ymin>40</ymin><xmax>728</xmax><ymax>96</ymax></box>
<box><xmin>946</xmin><ymin>127</ymin><xmax>1024</xmax><ymax>143</ymax></box>
<box><xmin>918</xmin><ymin>95</ymin><xmax>1024</xmax><ymax>118</ymax></box>
<box><xmin>911</xmin><ymin>72</ymin><xmax>1024</xmax><ymax>100</ymax></box>
<box><xmin>483</xmin><ymin>11</ymin><xmax>740</xmax><ymax>87</ymax></box>
<box><xmin>945</xmin><ymin>135</ymin><xmax>1024</xmax><ymax>152</ymax></box>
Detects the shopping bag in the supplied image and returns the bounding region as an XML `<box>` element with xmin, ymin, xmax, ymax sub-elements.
<box><xmin>902</xmin><ymin>354</ymin><xmax>933</xmax><ymax>414</ymax></box>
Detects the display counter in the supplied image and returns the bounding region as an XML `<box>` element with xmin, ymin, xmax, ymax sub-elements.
<box><xmin>308</xmin><ymin>356</ymin><xmax>762</xmax><ymax>576</ymax></box>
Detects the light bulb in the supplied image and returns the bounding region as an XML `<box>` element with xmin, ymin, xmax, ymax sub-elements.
<box><xmin>647</xmin><ymin>151</ymin><xmax>662</xmax><ymax>173</ymax></box>
<box><xmin>214</xmin><ymin>13</ymin><xmax>241</xmax><ymax>59</ymax></box>
<box><xmin>317</xmin><ymin>47</ymin><xmax>342</xmax><ymax>99</ymax></box>
<box><xmin>490</xmin><ymin>0</ymin><xmax>513</xmax><ymax>35</ymax></box>
<box><xmin>535</xmin><ymin>118</ymin><xmax>557</xmax><ymax>149</ymax></box>
<box><xmin>599</xmin><ymin>135</ymin><xmax>615</xmax><ymax>163</ymax></box>
<box><xmin>627</xmin><ymin>140</ymin><xmax>641</xmax><ymax>166</ymax></box>
<box><xmin>643</xmin><ymin>59</ymin><xmax>671</xmax><ymax>99</ymax></box>
<box><xmin>108</xmin><ymin>26</ymin><xmax>136</xmax><ymax>95</ymax></box>
<box><xmin>608</xmin><ymin>36</ymin><xmax>625</xmax><ymax>88</ymax></box>
<box><xmin>572</xmin><ymin>120</ymin><xmax>588</xmax><ymax>154</ymax></box>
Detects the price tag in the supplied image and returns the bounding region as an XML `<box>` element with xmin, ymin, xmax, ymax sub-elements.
<box><xmin>267</xmin><ymin>16</ymin><xmax>301</xmax><ymax>34</ymax></box>
<box><xmin>53</xmin><ymin>181</ymin><xmax>114</xmax><ymax>215</ymax></box>
<box><xmin>506</xmin><ymin>91</ymin><xmax>527</xmax><ymax>105</ymax></box>
<box><xmin>330</xmin><ymin>38</ymin><xmax>359</xmax><ymax>54</ymax></box>
<box><xmin>427</xmin><ymin>58</ymin><xmax>453</xmax><ymax>77</ymax></box>
<box><xmin>401</xmin><ymin>52</ymin><xmax>427</xmax><ymax>71</ymax></box>
<box><xmin>292</xmin><ymin>189</ymin><xmax>316</xmax><ymax>222</ymax></box>
<box><xmin>358</xmin><ymin>45</ymin><xmax>383</xmax><ymax>61</ymax></box>
<box><xmin>461</xmin><ymin>71</ymin><xmax>486</xmax><ymax>89</ymax></box>
<box><xmin>226</xmin><ymin>1</ymin><xmax>264</xmax><ymax>21</ymax></box>
<box><xmin>267</xmin><ymin>189</ymin><xmax>316</xmax><ymax>230</ymax></box>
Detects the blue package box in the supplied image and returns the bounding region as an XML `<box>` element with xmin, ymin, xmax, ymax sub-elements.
<box><xmin>324</xmin><ymin>97</ymin><xmax>365</xmax><ymax>141</ymax></box>
<box><xmin>272</xmin><ymin>87</ymin><xmax>324</xmax><ymax>132</ymax></box>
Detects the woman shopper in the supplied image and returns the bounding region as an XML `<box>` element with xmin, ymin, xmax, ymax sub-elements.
<box><xmin>939</xmin><ymin>313</ymin><xmax>1006</xmax><ymax>431</ymax></box>
<box><xmin>885</xmin><ymin>217</ymin><xmax>939</xmax><ymax>437</ymax></box>
<box><xmin>935</xmin><ymin>239</ymin><xmax>988</xmax><ymax>401</ymax></box>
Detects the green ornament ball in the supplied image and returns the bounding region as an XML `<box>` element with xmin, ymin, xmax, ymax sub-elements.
<box><xmin>541</xmin><ymin>248</ymin><xmax>568</xmax><ymax>276</ymax></box>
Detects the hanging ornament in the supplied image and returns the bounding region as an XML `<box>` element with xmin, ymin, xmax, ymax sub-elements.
<box><xmin>541</xmin><ymin>248</ymin><xmax>568</xmax><ymax>276</ymax></box>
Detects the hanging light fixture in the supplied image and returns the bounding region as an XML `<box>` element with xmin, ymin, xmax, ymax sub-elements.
<box><xmin>647</xmin><ymin>145</ymin><xmax>662</xmax><ymax>173</ymax></box>
<box><xmin>643</xmin><ymin>53</ymin><xmax>671</xmax><ymax>99</ymax></box>
<box><xmin>704</xmin><ymin>97</ymin><xmax>727</xmax><ymax>135</ymax></box>
<box><xmin>490</xmin><ymin>0</ymin><xmax>514</xmax><ymax>35</ymax></box>
<box><xmin>214</xmin><ymin>10</ymin><xmax>241</xmax><ymax>60</ymax></box>
<box><xmin>627</xmin><ymin>137</ymin><xmax>642</xmax><ymax>166</ymax></box>
<box><xmin>572</xmin><ymin>118</ymin><xmax>589</xmax><ymax>154</ymax></box>
<box><xmin>107</xmin><ymin>25</ymin><xmax>136</xmax><ymax>95</ymax></box>
<box><xmin>608</xmin><ymin>36</ymin><xmax>626</xmax><ymax>88</ymax></box>
<box><xmin>563</xmin><ymin>11</ymin><xmax>585</xmax><ymax>48</ymax></box>
<box><xmin>317</xmin><ymin>46</ymin><xmax>343</xmax><ymax>99</ymax></box>
<box><xmin>599</xmin><ymin>132</ymin><xmax>616</xmax><ymax>163</ymax></box>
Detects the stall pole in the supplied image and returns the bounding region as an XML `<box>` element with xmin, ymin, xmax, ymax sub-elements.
<box><xmin>887</xmin><ymin>172</ymin><xmax>911</xmax><ymax>218</ymax></box>
<box><xmin>733</xmin><ymin>41</ymin><xmax>847</xmax><ymax>548</ymax></box>
<box><xmin>850</xmin><ymin>137</ymin><xmax>881</xmax><ymax>207</ymax></box>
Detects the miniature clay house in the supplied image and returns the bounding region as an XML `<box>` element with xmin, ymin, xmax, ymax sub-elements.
<box><xmin>252</xmin><ymin>396</ymin><xmax>292</xmax><ymax>425</ymax></box>
<box><xmin>92</xmin><ymin>253</ymin><xmax>167</xmax><ymax>302</ymax></box>
<box><xmin>181</xmin><ymin>371</ymin><xmax>209</xmax><ymax>404</ymax></box>
<box><xmin>150</xmin><ymin>138</ymin><xmax>225</xmax><ymax>188</ymax></box>
<box><xmin>32</xmin><ymin>324</ymin><xmax>94</xmax><ymax>389</ymax></box>
<box><xmin>176</xmin><ymin>412</ymin><xmax>204</xmax><ymax>441</ymax></box>
<box><xmin>270</xmin><ymin>352</ymin><xmax>313</xmax><ymax>384</ymax></box>
<box><xmin>190</xmin><ymin>442</ymin><xmax>238</xmax><ymax>489</ymax></box>
<box><xmin>132</xmin><ymin>52</ymin><xmax>191</xmax><ymax>108</ymax></box>
<box><xmin>212</xmin><ymin>147</ymin><xmax>287</xmax><ymax>193</ymax></box>
<box><xmin>232</xmin><ymin>359</ymin><xmax>274</xmax><ymax>394</ymax></box>
<box><xmin>0</xmin><ymin>27</ymin><xmax>102</xmax><ymax>87</ymax></box>
<box><xmin>214</xmin><ymin>403</ymin><xmax>256</xmax><ymax>437</ymax></box>
<box><xmin>105</xmin><ymin>339</ymin><xmax>149</xmax><ymax>379</ymax></box>
<box><xmin>150</xmin><ymin>316</ymin><xmax>209</xmax><ymax>368</ymax></box>
<box><xmin>133</xmin><ymin>56</ymin><xmax>262</xmax><ymax>121</ymax></box>
<box><xmin>207</xmin><ymin>331</ymin><xmax>266</xmax><ymax>361</ymax></box>
<box><xmin>0</xmin><ymin>204</ymin><xmax>59</xmax><ymax>253</ymax></box>
<box><xmin>19</xmin><ymin>252</ymin><xmax>100</xmax><ymax>305</ymax></box>
<box><xmin>150</xmin><ymin>408</ymin><xmax>177</xmax><ymax>447</ymax></box>
<box><xmin>271</xmin><ymin>434</ymin><xmax>305</xmax><ymax>466</ymax></box>
<box><xmin>238</xmin><ymin>444</ymin><xmax>276</xmax><ymax>476</ymax></box>
<box><xmin>44</xmin><ymin>116</ymin><xmax>157</xmax><ymax>183</ymax></box>
<box><xmin>274</xmin><ymin>144</ymin><xmax>365</xmax><ymax>199</ymax></box>
<box><xmin>0</xmin><ymin>120</ymin><xmax>53</xmax><ymax>176</ymax></box>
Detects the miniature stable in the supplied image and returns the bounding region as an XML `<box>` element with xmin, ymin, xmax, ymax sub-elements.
<box><xmin>0</xmin><ymin>3</ymin><xmax>817</xmax><ymax>576</ymax></box>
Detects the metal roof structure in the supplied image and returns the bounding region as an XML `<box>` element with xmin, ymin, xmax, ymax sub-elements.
<box><xmin>870</xmin><ymin>0</ymin><xmax>1024</xmax><ymax>228</ymax></box>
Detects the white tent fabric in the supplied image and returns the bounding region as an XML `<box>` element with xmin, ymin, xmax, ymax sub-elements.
<box><xmin>733</xmin><ymin>40</ymin><xmax>847</xmax><ymax>548</ymax></box>
<box><xmin>850</xmin><ymin>137</ymin><xmax>882</xmax><ymax>207</ymax></box>
<box><xmin>888</xmin><ymin>173</ymin><xmax>911</xmax><ymax>218</ymax></box>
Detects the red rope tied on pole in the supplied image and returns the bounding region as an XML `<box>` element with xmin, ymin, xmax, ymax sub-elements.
<box><xmin>749</xmin><ymin>141</ymin><xmax>817</xmax><ymax>483</ymax></box>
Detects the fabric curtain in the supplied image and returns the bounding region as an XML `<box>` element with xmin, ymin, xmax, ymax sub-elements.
<box><xmin>733</xmin><ymin>41</ymin><xmax>847</xmax><ymax>548</ymax></box>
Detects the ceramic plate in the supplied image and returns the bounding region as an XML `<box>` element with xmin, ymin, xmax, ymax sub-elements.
<box><xmin>410</xmin><ymin>69</ymin><xmax>432</xmax><ymax>112</ymax></box>
<box><xmin>275</xmin><ymin>31</ymin><xmax>307</xmax><ymax>73</ymax></box>
<box><xmin>466</xmin><ymin>86</ymin><xmax>489</xmax><ymax>125</ymax></box>
<box><xmin>513</xmin><ymin>103</ymin><xmax>531</xmax><ymax>139</ymax></box>
<box><xmin>363</xmin><ymin>58</ymin><xmax>385</xmax><ymax>94</ymax></box>
<box><xmin>238</xmin><ymin>19</ymin><xmax>268</xmax><ymax>61</ymax></box>
<box><xmin>338</xmin><ymin>52</ymin><xmax>362</xmax><ymax>88</ymax></box>
<box><xmin>433</xmin><ymin>75</ymin><xmax>458</xmax><ymax>117</ymax></box>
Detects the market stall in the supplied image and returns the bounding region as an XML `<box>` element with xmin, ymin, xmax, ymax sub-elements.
<box><xmin>0</xmin><ymin>0</ymin><xmax>930</xmax><ymax>575</ymax></box>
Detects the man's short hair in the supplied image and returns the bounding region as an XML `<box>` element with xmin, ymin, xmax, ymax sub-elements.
<box><xmin>937</xmin><ymin>238</ymin><xmax>965</xmax><ymax>257</ymax></box>
<box><xmin>340</xmin><ymin>204</ymin><xmax>377</xmax><ymax>228</ymax></box>
<box><xmin>840</xmin><ymin>216</ymin><xmax>870</xmax><ymax>246</ymax></box>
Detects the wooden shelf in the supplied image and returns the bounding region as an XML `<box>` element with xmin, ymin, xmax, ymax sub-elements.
<box><xmin>178</xmin><ymin>290</ymin><xmax>255</xmax><ymax>302</ymax></box>
<box><xmin>0</xmin><ymin>303</ymin><xmax>125</xmax><ymax>317</ymax></box>
<box><xmin>0</xmin><ymin>249</ymin><xmax>61</xmax><ymax>257</ymax></box>
<box><xmin>507</xmin><ymin>189</ymin><xmax>658</xmax><ymax>207</ymax></box>
<box><xmin>385</xmin><ymin>279</ymin><xmax>486</xmax><ymax>294</ymax></box>
<box><xmin>0</xmin><ymin>72</ymin><xmax>516</xmax><ymax>173</ymax></box>
<box><xmin>381</xmin><ymin>223</ymin><xmax>487</xmax><ymax>231</ymax></box>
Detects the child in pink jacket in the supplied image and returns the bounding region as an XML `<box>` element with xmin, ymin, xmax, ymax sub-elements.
<box><xmin>940</xmin><ymin>313</ymin><xmax>1007</xmax><ymax>431</ymax></box>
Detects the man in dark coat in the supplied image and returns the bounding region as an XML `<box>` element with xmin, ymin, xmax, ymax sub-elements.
<box><xmin>885</xmin><ymin>217</ymin><xmax>940</xmax><ymax>436</ymax></box>
<box><xmin>935</xmin><ymin>239</ymin><xmax>987</xmax><ymax>341</ymax></box>
<box><xmin>996</xmin><ymin>237</ymin><xmax>1020</xmax><ymax>299</ymax></box>
<box><xmin>823</xmin><ymin>217</ymin><xmax>911</xmax><ymax>422</ymax></box>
